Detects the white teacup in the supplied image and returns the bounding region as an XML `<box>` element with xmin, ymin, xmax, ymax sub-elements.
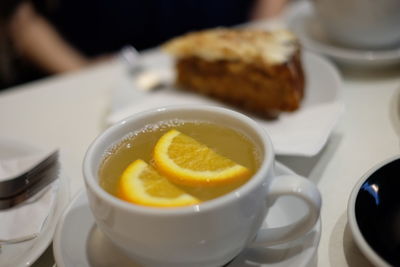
<box><xmin>83</xmin><ymin>105</ymin><xmax>321</xmax><ymax>267</ymax></box>
<box><xmin>311</xmin><ymin>0</ymin><xmax>400</xmax><ymax>49</ymax></box>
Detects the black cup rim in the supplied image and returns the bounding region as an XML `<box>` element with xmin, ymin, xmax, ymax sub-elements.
<box><xmin>347</xmin><ymin>155</ymin><xmax>400</xmax><ymax>267</ymax></box>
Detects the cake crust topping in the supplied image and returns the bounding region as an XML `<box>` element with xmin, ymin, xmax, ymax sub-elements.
<box><xmin>163</xmin><ymin>28</ymin><xmax>298</xmax><ymax>66</ymax></box>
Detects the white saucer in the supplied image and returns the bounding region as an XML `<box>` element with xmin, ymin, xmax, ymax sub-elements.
<box><xmin>288</xmin><ymin>4</ymin><xmax>400</xmax><ymax>67</ymax></box>
<box><xmin>0</xmin><ymin>137</ymin><xmax>70</xmax><ymax>267</ymax></box>
<box><xmin>53</xmin><ymin>162</ymin><xmax>321</xmax><ymax>267</ymax></box>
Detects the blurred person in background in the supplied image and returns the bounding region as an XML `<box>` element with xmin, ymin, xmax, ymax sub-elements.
<box><xmin>0</xmin><ymin>0</ymin><xmax>288</xmax><ymax>89</ymax></box>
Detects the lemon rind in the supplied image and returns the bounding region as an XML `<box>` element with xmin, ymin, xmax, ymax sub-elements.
<box><xmin>118</xmin><ymin>159</ymin><xmax>199</xmax><ymax>207</ymax></box>
<box><xmin>153</xmin><ymin>129</ymin><xmax>252</xmax><ymax>186</ymax></box>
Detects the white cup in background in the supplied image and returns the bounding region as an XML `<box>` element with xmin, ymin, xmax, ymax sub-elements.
<box><xmin>311</xmin><ymin>0</ymin><xmax>400</xmax><ymax>49</ymax></box>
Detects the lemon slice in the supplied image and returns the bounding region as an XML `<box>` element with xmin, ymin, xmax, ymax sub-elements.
<box><xmin>118</xmin><ymin>159</ymin><xmax>199</xmax><ymax>207</ymax></box>
<box><xmin>153</xmin><ymin>129</ymin><xmax>252</xmax><ymax>186</ymax></box>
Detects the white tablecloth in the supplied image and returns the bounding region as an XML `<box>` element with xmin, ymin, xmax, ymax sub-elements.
<box><xmin>0</xmin><ymin>1</ymin><xmax>399</xmax><ymax>266</ymax></box>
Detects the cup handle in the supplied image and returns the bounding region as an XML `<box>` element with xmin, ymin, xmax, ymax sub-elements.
<box><xmin>251</xmin><ymin>174</ymin><xmax>321</xmax><ymax>247</ymax></box>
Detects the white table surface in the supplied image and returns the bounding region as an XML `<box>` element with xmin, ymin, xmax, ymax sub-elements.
<box><xmin>1</xmin><ymin>1</ymin><xmax>400</xmax><ymax>266</ymax></box>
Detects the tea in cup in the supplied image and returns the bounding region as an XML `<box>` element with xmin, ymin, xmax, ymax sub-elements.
<box><xmin>99</xmin><ymin>119</ymin><xmax>259</xmax><ymax>206</ymax></box>
<box><xmin>83</xmin><ymin>105</ymin><xmax>321</xmax><ymax>267</ymax></box>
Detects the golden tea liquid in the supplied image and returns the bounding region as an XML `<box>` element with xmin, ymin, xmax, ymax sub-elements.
<box><xmin>99</xmin><ymin>120</ymin><xmax>261</xmax><ymax>203</ymax></box>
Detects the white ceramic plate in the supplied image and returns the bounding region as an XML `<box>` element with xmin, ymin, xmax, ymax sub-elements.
<box><xmin>53</xmin><ymin>162</ymin><xmax>321</xmax><ymax>267</ymax></box>
<box><xmin>288</xmin><ymin>3</ymin><xmax>400</xmax><ymax>68</ymax></box>
<box><xmin>108</xmin><ymin>50</ymin><xmax>343</xmax><ymax>157</ymax></box>
<box><xmin>0</xmin><ymin>137</ymin><xmax>70</xmax><ymax>267</ymax></box>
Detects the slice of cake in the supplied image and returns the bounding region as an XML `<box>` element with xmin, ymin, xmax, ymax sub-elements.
<box><xmin>163</xmin><ymin>28</ymin><xmax>305</xmax><ymax>118</ymax></box>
